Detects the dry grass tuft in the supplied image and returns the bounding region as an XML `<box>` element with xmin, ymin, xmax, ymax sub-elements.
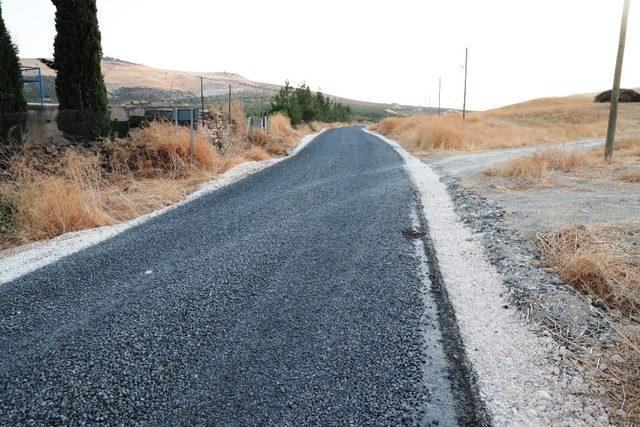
<box><xmin>535</xmin><ymin>223</ymin><xmax>640</xmax><ymax>423</ymax></box>
<box><xmin>485</xmin><ymin>149</ymin><xmax>591</xmax><ymax>186</ymax></box>
<box><xmin>239</xmin><ymin>146</ymin><xmax>270</xmax><ymax>162</ymax></box>
<box><xmin>616</xmin><ymin>170</ymin><xmax>640</xmax><ymax>183</ymax></box>
<box><xmin>269</xmin><ymin>113</ymin><xmax>300</xmax><ymax>139</ymax></box>
<box><xmin>105</xmin><ymin>121</ymin><xmax>219</xmax><ymax>177</ymax></box>
<box><xmin>536</xmin><ymin>224</ymin><xmax>640</xmax><ymax>317</ymax></box>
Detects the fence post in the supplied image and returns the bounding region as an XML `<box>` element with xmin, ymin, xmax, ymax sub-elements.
<box><xmin>189</xmin><ymin>108</ymin><xmax>194</xmax><ymax>163</ymax></box>
<box><xmin>174</xmin><ymin>108</ymin><xmax>178</xmax><ymax>134</ymax></box>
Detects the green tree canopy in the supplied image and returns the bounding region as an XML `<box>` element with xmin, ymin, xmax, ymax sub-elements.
<box><xmin>50</xmin><ymin>0</ymin><xmax>109</xmax><ymax>140</ymax></box>
<box><xmin>0</xmin><ymin>4</ymin><xmax>27</xmax><ymax>141</ymax></box>
<box><xmin>270</xmin><ymin>82</ymin><xmax>352</xmax><ymax>125</ymax></box>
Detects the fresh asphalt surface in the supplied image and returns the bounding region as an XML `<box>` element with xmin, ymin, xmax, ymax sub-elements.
<box><xmin>0</xmin><ymin>126</ymin><xmax>482</xmax><ymax>425</ymax></box>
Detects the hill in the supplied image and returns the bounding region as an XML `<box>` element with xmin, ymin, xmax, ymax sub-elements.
<box><xmin>20</xmin><ymin>57</ymin><xmax>423</xmax><ymax>120</ymax></box>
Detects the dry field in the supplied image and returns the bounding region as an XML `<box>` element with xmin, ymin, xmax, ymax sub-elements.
<box><xmin>0</xmin><ymin>111</ymin><xmax>307</xmax><ymax>250</ymax></box>
<box><xmin>372</xmin><ymin>96</ymin><xmax>640</xmax><ymax>155</ymax></box>
<box><xmin>484</xmin><ymin>135</ymin><xmax>640</xmax><ymax>188</ymax></box>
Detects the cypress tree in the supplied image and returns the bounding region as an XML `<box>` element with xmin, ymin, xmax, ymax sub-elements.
<box><xmin>0</xmin><ymin>4</ymin><xmax>27</xmax><ymax>141</ymax></box>
<box><xmin>50</xmin><ymin>0</ymin><xmax>109</xmax><ymax>140</ymax></box>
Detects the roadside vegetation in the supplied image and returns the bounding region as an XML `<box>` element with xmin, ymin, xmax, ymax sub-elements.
<box><xmin>270</xmin><ymin>81</ymin><xmax>352</xmax><ymax>125</ymax></box>
<box><xmin>372</xmin><ymin>97</ymin><xmax>640</xmax><ymax>155</ymax></box>
<box><xmin>536</xmin><ymin>223</ymin><xmax>640</xmax><ymax>423</ymax></box>
<box><xmin>0</xmin><ymin>4</ymin><xmax>27</xmax><ymax>141</ymax></box>
<box><xmin>0</xmin><ymin>109</ymin><xmax>316</xmax><ymax>250</ymax></box>
<box><xmin>484</xmin><ymin>135</ymin><xmax>640</xmax><ymax>187</ymax></box>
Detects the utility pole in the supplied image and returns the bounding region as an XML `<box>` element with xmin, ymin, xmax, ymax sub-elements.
<box><xmin>605</xmin><ymin>0</ymin><xmax>631</xmax><ymax>160</ymax></box>
<box><xmin>437</xmin><ymin>77</ymin><xmax>441</xmax><ymax>117</ymax></box>
<box><xmin>428</xmin><ymin>94</ymin><xmax>431</xmax><ymax>116</ymax></box>
<box><xmin>463</xmin><ymin>47</ymin><xmax>468</xmax><ymax>119</ymax></box>
<box><xmin>200</xmin><ymin>76</ymin><xmax>205</xmax><ymax>127</ymax></box>
<box><xmin>228</xmin><ymin>84</ymin><xmax>232</xmax><ymax>126</ymax></box>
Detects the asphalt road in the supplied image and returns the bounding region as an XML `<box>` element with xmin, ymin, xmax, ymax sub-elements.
<box><xmin>0</xmin><ymin>126</ymin><xmax>483</xmax><ymax>425</ymax></box>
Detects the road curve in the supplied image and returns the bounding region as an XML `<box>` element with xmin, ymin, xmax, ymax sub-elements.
<box><xmin>0</xmin><ymin>126</ymin><xmax>480</xmax><ymax>425</ymax></box>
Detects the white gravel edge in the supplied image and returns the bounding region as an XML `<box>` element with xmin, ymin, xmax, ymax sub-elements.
<box><xmin>0</xmin><ymin>131</ymin><xmax>325</xmax><ymax>285</ymax></box>
<box><xmin>365</xmin><ymin>129</ymin><xmax>610</xmax><ymax>426</ymax></box>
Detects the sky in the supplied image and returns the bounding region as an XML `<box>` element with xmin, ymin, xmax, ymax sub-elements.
<box><xmin>3</xmin><ymin>0</ymin><xmax>640</xmax><ymax>110</ymax></box>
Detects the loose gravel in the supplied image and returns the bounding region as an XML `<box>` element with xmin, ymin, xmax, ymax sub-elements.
<box><xmin>367</xmin><ymin>129</ymin><xmax>612</xmax><ymax>426</ymax></box>
<box><xmin>0</xmin><ymin>126</ymin><xmax>465</xmax><ymax>425</ymax></box>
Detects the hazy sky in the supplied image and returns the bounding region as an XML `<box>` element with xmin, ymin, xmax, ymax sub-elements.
<box><xmin>3</xmin><ymin>0</ymin><xmax>640</xmax><ymax>110</ymax></box>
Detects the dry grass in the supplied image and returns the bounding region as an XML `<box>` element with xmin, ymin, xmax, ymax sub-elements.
<box><xmin>265</xmin><ymin>113</ymin><xmax>300</xmax><ymax>155</ymax></box>
<box><xmin>536</xmin><ymin>224</ymin><xmax>640</xmax><ymax>317</ymax></box>
<box><xmin>485</xmin><ymin>148</ymin><xmax>591</xmax><ymax>187</ymax></box>
<box><xmin>0</xmin><ymin>119</ymin><xmax>304</xmax><ymax>250</ymax></box>
<box><xmin>485</xmin><ymin>133</ymin><xmax>640</xmax><ymax>187</ymax></box>
<box><xmin>535</xmin><ymin>223</ymin><xmax>640</xmax><ymax>423</ymax></box>
<box><xmin>373</xmin><ymin>97</ymin><xmax>640</xmax><ymax>155</ymax></box>
<box><xmin>617</xmin><ymin>170</ymin><xmax>640</xmax><ymax>183</ymax></box>
<box><xmin>269</xmin><ymin>112</ymin><xmax>300</xmax><ymax>139</ymax></box>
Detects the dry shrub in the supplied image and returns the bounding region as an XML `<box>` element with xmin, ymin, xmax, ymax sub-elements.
<box><xmin>616</xmin><ymin>170</ymin><xmax>640</xmax><ymax>183</ymax></box>
<box><xmin>248</xmin><ymin>128</ymin><xmax>269</xmax><ymax>146</ymax></box>
<box><xmin>536</xmin><ymin>223</ymin><xmax>640</xmax><ymax>423</ymax></box>
<box><xmin>264</xmin><ymin>113</ymin><xmax>300</xmax><ymax>155</ymax></box>
<box><xmin>105</xmin><ymin>122</ymin><xmax>218</xmax><ymax>177</ymax></box>
<box><xmin>375</xmin><ymin>117</ymin><xmax>402</xmax><ymax>134</ymax></box>
<box><xmin>237</xmin><ymin>146</ymin><xmax>269</xmax><ymax>161</ymax></box>
<box><xmin>8</xmin><ymin>152</ymin><xmax>115</xmax><ymax>241</ymax></box>
<box><xmin>485</xmin><ymin>149</ymin><xmax>591</xmax><ymax>185</ymax></box>
<box><xmin>269</xmin><ymin>113</ymin><xmax>299</xmax><ymax>139</ymax></box>
<box><xmin>485</xmin><ymin>153</ymin><xmax>548</xmax><ymax>182</ymax></box>
<box><xmin>373</xmin><ymin>97</ymin><xmax>640</xmax><ymax>154</ymax></box>
<box><xmin>230</xmin><ymin>100</ymin><xmax>246</xmax><ymax>138</ymax></box>
<box><xmin>536</xmin><ymin>225</ymin><xmax>640</xmax><ymax>316</ymax></box>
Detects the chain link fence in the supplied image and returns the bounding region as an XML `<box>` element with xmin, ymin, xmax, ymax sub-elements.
<box><xmin>0</xmin><ymin>108</ymin><xmax>132</xmax><ymax>147</ymax></box>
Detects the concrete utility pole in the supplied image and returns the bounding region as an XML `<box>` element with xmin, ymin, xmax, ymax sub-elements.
<box><xmin>605</xmin><ymin>0</ymin><xmax>631</xmax><ymax>160</ymax></box>
<box><xmin>438</xmin><ymin>77</ymin><xmax>441</xmax><ymax>117</ymax></box>
<box><xmin>463</xmin><ymin>47</ymin><xmax>468</xmax><ymax>119</ymax></box>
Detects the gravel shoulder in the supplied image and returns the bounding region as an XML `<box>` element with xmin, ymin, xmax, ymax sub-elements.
<box><xmin>368</xmin><ymin>129</ymin><xmax>612</xmax><ymax>426</ymax></box>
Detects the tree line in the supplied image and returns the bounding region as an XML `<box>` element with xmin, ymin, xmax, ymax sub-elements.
<box><xmin>270</xmin><ymin>81</ymin><xmax>352</xmax><ymax>125</ymax></box>
<box><xmin>1</xmin><ymin>0</ymin><xmax>109</xmax><ymax>141</ymax></box>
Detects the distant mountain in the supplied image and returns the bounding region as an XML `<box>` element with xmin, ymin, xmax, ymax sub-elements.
<box><xmin>20</xmin><ymin>57</ymin><xmax>425</xmax><ymax>119</ymax></box>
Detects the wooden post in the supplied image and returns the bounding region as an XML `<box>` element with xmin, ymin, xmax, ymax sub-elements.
<box><xmin>605</xmin><ymin>0</ymin><xmax>631</xmax><ymax>160</ymax></box>
<box><xmin>463</xmin><ymin>47</ymin><xmax>468</xmax><ymax>119</ymax></box>
<box><xmin>438</xmin><ymin>77</ymin><xmax>441</xmax><ymax>117</ymax></box>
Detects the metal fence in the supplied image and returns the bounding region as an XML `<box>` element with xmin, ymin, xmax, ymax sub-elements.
<box><xmin>1</xmin><ymin>106</ymin><xmax>248</xmax><ymax>149</ymax></box>
<box><xmin>0</xmin><ymin>109</ymin><xmax>132</xmax><ymax>146</ymax></box>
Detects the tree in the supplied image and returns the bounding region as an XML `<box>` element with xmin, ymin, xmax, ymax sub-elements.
<box><xmin>270</xmin><ymin>81</ymin><xmax>352</xmax><ymax>125</ymax></box>
<box><xmin>0</xmin><ymin>4</ymin><xmax>27</xmax><ymax>141</ymax></box>
<box><xmin>50</xmin><ymin>0</ymin><xmax>109</xmax><ymax>140</ymax></box>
